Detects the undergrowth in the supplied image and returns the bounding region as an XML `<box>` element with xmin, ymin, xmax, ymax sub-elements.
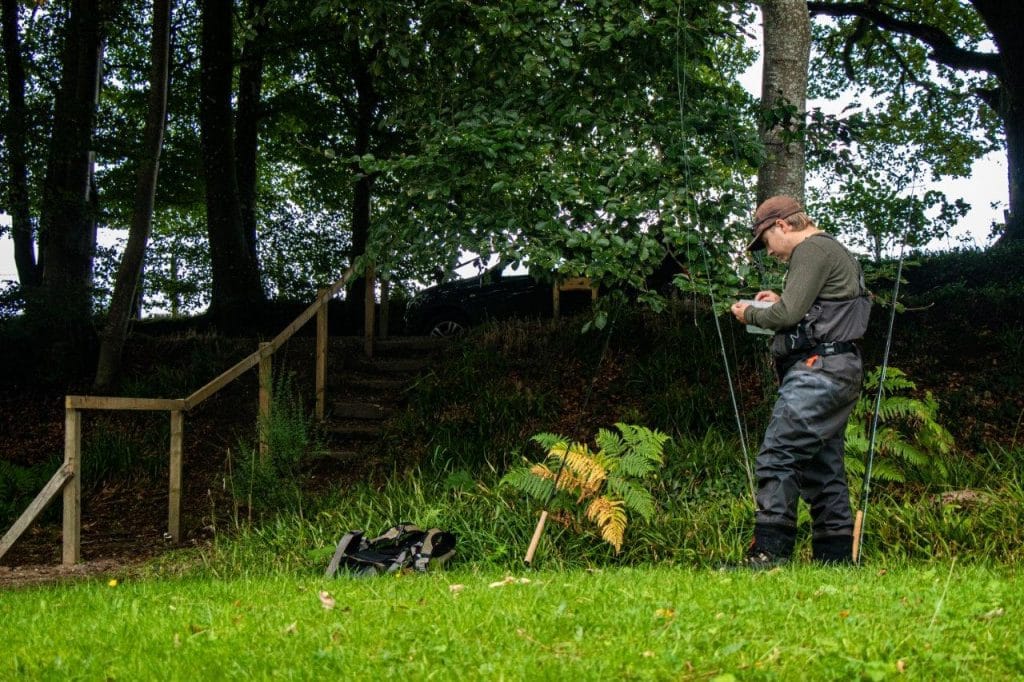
<box><xmin>179</xmin><ymin>285</ymin><xmax>1024</xmax><ymax>577</ymax></box>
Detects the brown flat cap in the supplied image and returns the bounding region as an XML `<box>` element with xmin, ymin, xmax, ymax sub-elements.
<box><xmin>748</xmin><ymin>196</ymin><xmax>803</xmax><ymax>251</ymax></box>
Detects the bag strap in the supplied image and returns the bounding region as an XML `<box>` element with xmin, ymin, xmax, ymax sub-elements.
<box><xmin>412</xmin><ymin>529</ymin><xmax>457</xmax><ymax>572</ymax></box>
<box><xmin>324</xmin><ymin>530</ymin><xmax>366</xmax><ymax>578</ymax></box>
<box><xmin>368</xmin><ymin>523</ymin><xmax>422</xmax><ymax>545</ymax></box>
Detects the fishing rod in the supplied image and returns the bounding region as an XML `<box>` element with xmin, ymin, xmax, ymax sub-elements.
<box><xmin>673</xmin><ymin>1</ymin><xmax>757</xmax><ymax>507</ymax></box>
<box><xmin>852</xmin><ymin>219</ymin><xmax>911</xmax><ymax>564</ymax></box>
<box><xmin>524</xmin><ymin>305</ymin><xmax>619</xmax><ymax>565</ymax></box>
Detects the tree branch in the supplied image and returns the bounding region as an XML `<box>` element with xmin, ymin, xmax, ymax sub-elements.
<box><xmin>807</xmin><ymin>2</ymin><xmax>1003</xmax><ymax>77</ymax></box>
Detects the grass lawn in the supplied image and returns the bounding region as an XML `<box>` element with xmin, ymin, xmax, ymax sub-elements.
<box><xmin>2</xmin><ymin>562</ymin><xmax>1022</xmax><ymax>680</ymax></box>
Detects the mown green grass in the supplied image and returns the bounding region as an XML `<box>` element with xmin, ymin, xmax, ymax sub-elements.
<box><xmin>3</xmin><ymin>563</ymin><xmax>1022</xmax><ymax>680</ymax></box>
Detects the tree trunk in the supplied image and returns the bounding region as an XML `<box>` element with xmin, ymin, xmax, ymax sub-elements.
<box><xmin>93</xmin><ymin>0</ymin><xmax>172</xmax><ymax>392</ymax></box>
<box><xmin>200</xmin><ymin>0</ymin><xmax>264</xmax><ymax>324</ymax></box>
<box><xmin>1</xmin><ymin>0</ymin><xmax>38</xmax><ymax>287</ymax></box>
<box><xmin>756</xmin><ymin>0</ymin><xmax>811</xmax><ymax>205</ymax></box>
<box><xmin>347</xmin><ymin>39</ymin><xmax>379</xmax><ymax>329</ymax></box>
<box><xmin>235</xmin><ymin>0</ymin><xmax>267</xmax><ymax>268</ymax></box>
<box><xmin>1002</xmin><ymin>100</ymin><xmax>1024</xmax><ymax>242</ymax></box>
<box><xmin>33</xmin><ymin>0</ymin><xmax>109</xmax><ymax>351</ymax></box>
<box><xmin>973</xmin><ymin>0</ymin><xmax>1024</xmax><ymax>242</ymax></box>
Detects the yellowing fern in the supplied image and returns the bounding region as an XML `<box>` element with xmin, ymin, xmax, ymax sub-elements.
<box><xmin>502</xmin><ymin>424</ymin><xmax>669</xmax><ymax>554</ymax></box>
<box><xmin>585</xmin><ymin>496</ymin><xmax>627</xmax><ymax>552</ymax></box>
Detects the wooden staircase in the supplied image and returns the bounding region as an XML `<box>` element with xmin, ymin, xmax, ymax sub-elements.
<box><xmin>316</xmin><ymin>336</ymin><xmax>447</xmax><ymax>467</ymax></box>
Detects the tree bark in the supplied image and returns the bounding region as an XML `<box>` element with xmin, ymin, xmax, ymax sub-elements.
<box><xmin>34</xmin><ymin>0</ymin><xmax>110</xmax><ymax>348</ymax></box>
<box><xmin>236</xmin><ymin>0</ymin><xmax>268</xmax><ymax>269</ymax></box>
<box><xmin>972</xmin><ymin>0</ymin><xmax>1024</xmax><ymax>242</ymax></box>
<box><xmin>200</xmin><ymin>0</ymin><xmax>264</xmax><ymax>323</ymax></box>
<box><xmin>346</xmin><ymin>37</ymin><xmax>380</xmax><ymax>328</ymax></box>
<box><xmin>1</xmin><ymin>0</ymin><xmax>38</xmax><ymax>287</ymax></box>
<box><xmin>757</xmin><ymin>0</ymin><xmax>811</xmax><ymax>205</ymax></box>
<box><xmin>93</xmin><ymin>0</ymin><xmax>172</xmax><ymax>392</ymax></box>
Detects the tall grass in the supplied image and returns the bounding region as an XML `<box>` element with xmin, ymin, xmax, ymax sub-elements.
<box><xmin>174</xmin><ymin>437</ymin><xmax>1024</xmax><ymax>580</ymax></box>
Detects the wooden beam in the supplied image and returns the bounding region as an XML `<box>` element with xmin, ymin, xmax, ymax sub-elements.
<box><xmin>168</xmin><ymin>410</ymin><xmax>184</xmax><ymax>543</ymax></box>
<box><xmin>316</xmin><ymin>293</ymin><xmax>328</xmax><ymax>422</ymax></box>
<box><xmin>379</xmin><ymin>279</ymin><xmax>390</xmax><ymax>339</ymax></box>
<box><xmin>364</xmin><ymin>261</ymin><xmax>376</xmax><ymax>358</ymax></box>
<box><xmin>266</xmin><ymin>265</ymin><xmax>356</xmax><ymax>354</ymax></box>
<box><xmin>63</xmin><ymin>408</ymin><xmax>82</xmax><ymax>565</ymax></box>
<box><xmin>66</xmin><ymin>395</ymin><xmax>186</xmax><ymax>411</ymax></box>
<box><xmin>183</xmin><ymin>348</ymin><xmax>262</xmax><ymax>410</ymax></box>
<box><xmin>258</xmin><ymin>342</ymin><xmax>272</xmax><ymax>461</ymax></box>
<box><xmin>0</xmin><ymin>464</ymin><xmax>72</xmax><ymax>563</ymax></box>
<box><xmin>184</xmin><ymin>266</ymin><xmax>354</xmax><ymax>411</ymax></box>
<box><xmin>553</xmin><ymin>277</ymin><xmax>598</xmax><ymax>319</ymax></box>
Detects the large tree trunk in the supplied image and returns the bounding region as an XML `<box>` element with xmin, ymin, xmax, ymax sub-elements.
<box><xmin>347</xmin><ymin>38</ymin><xmax>379</xmax><ymax>329</ymax></box>
<box><xmin>200</xmin><ymin>0</ymin><xmax>264</xmax><ymax>324</ymax></box>
<box><xmin>93</xmin><ymin>0</ymin><xmax>172</xmax><ymax>392</ymax></box>
<box><xmin>973</xmin><ymin>0</ymin><xmax>1024</xmax><ymax>242</ymax></box>
<box><xmin>1</xmin><ymin>0</ymin><xmax>37</xmax><ymax>287</ymax></box>
<box><xmin>33</xmin><ymin>0</ymin><xmax>110</xmax><ymax>352</ymax></box>
<box><xmin>1002</xmin><ymin>101</ymin><xmax>1024</xmax><ymax>242</ymax></box>
<box><xmin>235</xmin><ymin>0</ymin><xmax>267</xmax><ymax>268</ymax></box>
<box><xmin>757</xmin><ymin>0</ymin><xmax>811</xmax><ymax>205</ymax></box>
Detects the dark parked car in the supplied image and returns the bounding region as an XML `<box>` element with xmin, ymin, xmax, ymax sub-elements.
<box><xmin>404</xmin><ymin>265</ymin><xmax>594</xmax><ymax>336</ymax></box>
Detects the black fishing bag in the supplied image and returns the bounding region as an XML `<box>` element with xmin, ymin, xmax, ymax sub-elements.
<box><xmin>324</xmin><ymin>523</ymin><xmax>456</xmax><ymax>578</ymax></box>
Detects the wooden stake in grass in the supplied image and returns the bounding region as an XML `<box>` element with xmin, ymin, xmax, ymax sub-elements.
<box><xmin>523</xmin><ymin>455</ymin><xmax>568</xmax><ymax>566</ymax></box>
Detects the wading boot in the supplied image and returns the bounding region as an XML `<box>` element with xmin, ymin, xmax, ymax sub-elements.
<box><xmin>722</xmin><ymin>523</ymin><xmax>795</xmax><ymax>570</ymax></box>
<box><xmin>812</xmin><ymin>534</ymin><xmax>854</xmax><ymax>566</ymax></box>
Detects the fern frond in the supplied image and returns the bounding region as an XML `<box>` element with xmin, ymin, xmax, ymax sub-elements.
<box><xmin>585</xmin><ymin>496</ymin><xmax>627</xmax><ymax>553</ymax></box>
<box><xmin>605</xmin><ymin>477</ymin><xmax>657</xmax><ymax>521</ymax></box>
<box><xmin>615</xmin><ymin>423</ymin><xmax>670</xmax><ymax>465</ymax></box>
<box><xmin>531</xmin><ymin>432</ymin><xmax>570</xmax><ymax>451</ymax></box>
<box><xmin>594</xmin><ymin>428</ymin><xmax>625</xmax><ymax>459</ymax></box>
<box><xmin>500</xmin><ymin>466</ymin><xmax>556</xmax><ymax>502</ymax></box>
<box><xmin>561</xmin><ymin>443</ymin><xmax>608</xmax><ymax>498</ymax></box>
<box><xmin>868</xmin><ymin>460</ymin><xmax>905</xmax><ymax>482</ymax></box>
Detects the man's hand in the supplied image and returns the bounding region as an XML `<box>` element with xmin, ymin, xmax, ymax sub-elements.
<box><xmin>730</xmin><ymin>301</ymin><xmax>749</xmax><ymax>324</ymax></box>
<box><xmin>755</xmin><ymin>290</ymin><xmax>780</xmax><ymax>303</ymax></box>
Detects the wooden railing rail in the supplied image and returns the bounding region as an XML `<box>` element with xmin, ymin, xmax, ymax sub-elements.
<box><xmin>0</xmin><ymin>265</ymin><xmax>366</xmax><ymax>566</ymax></box>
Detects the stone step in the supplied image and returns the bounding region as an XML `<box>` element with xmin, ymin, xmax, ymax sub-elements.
<box><xmin>341</xmin><ymin>356</ymin><xmax>433</xmax><ymax>375</ymax></box>
<box><xmin>330</xmin><ymin>374</ymin><xmax>411</xmax><ymax>392</ymax></box>
<box><xmin>333</xmin><ymin>336</ymin><xmax>450</xmax><ymax>357</ymax></box>
<box><xmin>324</xmin><ymin>420</ymin><xmax>384</xmax><ymax>440</ymax></box>
<box><xmin>330</xmin><ymin>400</ymin><xmax>395</xmax><ymax>421</ymax></box>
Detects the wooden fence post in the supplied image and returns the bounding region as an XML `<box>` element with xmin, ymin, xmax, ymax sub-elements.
<box><xmin>258</xmin><ymin>342</ymin><xmax>272</xmax><ymax>461</ymax></box>
<box><xmin>316</xmin><ymin>290</ymin><xmax>328</xmax><ymax>422</ymax></box>
<box><xmin>62</xmin><ymin>408</ymin><xmax>82</xmax><ymax>565</ymax></box>
<box><xmin>364</xmin><ymin>261</ymin><xmax>376</xmax><ymax>358</ymax></box>
<box><xmin>168</xmin><ymin>410</ymin><xmax>183</xmax><ymax>543</ymax></box>
<box><xmin>379</xmin><ymin>278</ymin><xmax>390</xmax><ymax>339</ymax></box>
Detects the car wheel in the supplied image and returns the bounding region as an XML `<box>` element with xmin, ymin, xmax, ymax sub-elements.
<box><xmin>426</xmin><ymin>314</ymin><xmax>468</xmax><ymax>337</ymax></box>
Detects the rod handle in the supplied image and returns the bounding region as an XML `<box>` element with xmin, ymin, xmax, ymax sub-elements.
<box><xmin>852</xmin><ymin>510</ymin><xmax>864</xmax><ymax>563</ymax></box>
<box><xmin>524</xmin><ymin>510</ymin><xmax>549</xmax><ymax>565</ymax></box>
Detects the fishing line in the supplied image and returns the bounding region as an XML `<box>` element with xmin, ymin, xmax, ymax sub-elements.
<box><xmin>853</xmin><ymin>173</ymin><xmax>920</xmax><ymax>564</ymax></box>
<box><xmin>524</xmin><ymin>305</ymin><xmax>619</xmax><ymax>564</ymax></box>
<box><xmin>674</xmin><ymin>1</ymin><xmax>757</xmax><ymax>505</ymax></box>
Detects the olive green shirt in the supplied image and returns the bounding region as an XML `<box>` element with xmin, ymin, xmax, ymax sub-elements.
<box><xmin>745</xmin><ymin>233</ymin><xmax>863</xmax><ymax>331</ymax></box>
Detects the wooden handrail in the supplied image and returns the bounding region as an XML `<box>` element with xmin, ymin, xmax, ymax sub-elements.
<box><xmin>66</xmin><ymin>396</ymin><xmax>187</xmax><ymax>411</ymax></box>
<box><xmin>1</xmin><ymin>264</ymin><xmax>362</xmax><ymax>566</ymax></box>
<box><xmin>189</xmin><ymin>267</ymin><xmax>356</xmax><ymax>410</ymax></box>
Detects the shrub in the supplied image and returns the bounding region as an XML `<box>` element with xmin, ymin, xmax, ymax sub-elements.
<box><xmin>501</xmin><ymin>424</ymin><xmax>669</xmax><ymax>552</ymax></box>
<box><xmin>845</xmin><ymin>366</ymin><xmax>955</xmax><ymax>485</ymax></box>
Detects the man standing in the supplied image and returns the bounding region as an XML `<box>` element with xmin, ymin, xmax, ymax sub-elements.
<box><xmin>730</xmin><ymin>196</ymin><xmax>871</xmax><ymax>566</ymax></box>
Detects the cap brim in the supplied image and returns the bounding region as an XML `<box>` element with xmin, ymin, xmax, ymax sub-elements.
<box><xmin>747</xmin><ymin>224</ymin><xmax>768</xmax><ymax>252</ymax></box>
